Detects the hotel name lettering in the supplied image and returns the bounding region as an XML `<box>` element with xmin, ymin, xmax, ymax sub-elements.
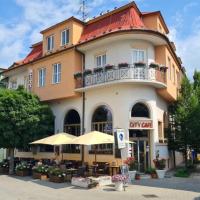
<box><xmin>130</xmin><ymin>119</ymin><xmax>153</xmax><ymax>129</ymax></box>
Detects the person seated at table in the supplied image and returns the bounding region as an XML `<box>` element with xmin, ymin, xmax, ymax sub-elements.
<box><xmin>37</xmin><ymin>159</ymin><xmax>43</xmax><ymax>166</ymax></box>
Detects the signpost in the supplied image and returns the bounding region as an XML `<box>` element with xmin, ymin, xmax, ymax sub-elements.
<box><xmin>115</xmin><ymin>129</ymin><xmax>126</xmax><ymax>149</ymax></box>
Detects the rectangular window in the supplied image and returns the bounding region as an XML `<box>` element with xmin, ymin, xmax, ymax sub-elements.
<box><xmin>132</xmin><ymin>49</ymin><xmax>146</xmax><ymax>64</ymax></box>
<box><xmin>47</xmin><ymin>35</ymin><xmax>54</xmax><ymax>51</ymax></box>
<box><xmin>96</xmin><ymin>54</ymin><xmax>106</xmax><ymax>67</ymax></box>
<box><xmin>10</xmin><ymin>81</ymin><xmax>17</xmax><ymax>89</ymax></box>
<box><xmin>38</xmin><ymin>68</ymin><xmax>46</xmax><ymax>87</ymax></box>
<box><xmin>168</xmin><ymin>57</ymin><xmax>171</xmax><ymax>80</ymax></box>
<box><xmin>61</xmin><ymin>29</ymin><xmax>69</xmax><ymax>46</ymax></box>
<box><xmin>158</xmin><ymin>121</ymin><xmax>163</xmax><ymax>143</ymax></box>
<box><xmin>52</xmin><ymin>63</ymin><xmax>61</xmax><ymax>84</ymax></box>
<box><xmin>172</xmin><ymin>65</ymin><xmax>175</xmax><ymax>83</ymax></box>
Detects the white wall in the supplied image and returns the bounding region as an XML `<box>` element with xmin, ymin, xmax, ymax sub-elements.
<box><xmin>85</xmin><ymin>39</ymin><xmax>155</xmax><ymax>69</ymax></box>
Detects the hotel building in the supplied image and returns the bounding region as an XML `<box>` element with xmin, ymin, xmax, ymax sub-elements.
<box><xmin>2</xmin><ymin>2</ymin><xmax>184</xmax><ymax>171</ymax></box>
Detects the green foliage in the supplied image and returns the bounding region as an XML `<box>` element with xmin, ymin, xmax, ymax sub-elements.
<box><xmin>32</xmin><ymin>165</ymin><xmax>49</xmax><ymax>175</ymax></box>
<box><xmin>168</xmin><ymin>71</ymin><xmax>200</xmax><ymax>155</ymax></box>
<box><xmin>145</xmin><ymin>167</ymin><xmax>156</xmax><ymax>174</ymax></box>
<box><xmin>48</xmin><ymin>167</ymin><xmax>66</xmax><ymax>177</ymax></box>
<box><xmin>174</xmin><ymin>168</ymin><xmax>190</xmax><ymax>178</ymax></box>
<box><xmin>0</xmin><ymin>87</ymin><xmax>54</xmax><ymax>149</ymax></box>
<box><xmin>15</xmin><ymin>162</ymin><xmax>31</xmax><ymax>171</ymax></box>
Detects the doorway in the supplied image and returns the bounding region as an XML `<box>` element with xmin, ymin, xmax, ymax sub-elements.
<box><xmin>129</xmin><ymin>130</ymin><xmax>150</xmax><ymax>172</ymax></box>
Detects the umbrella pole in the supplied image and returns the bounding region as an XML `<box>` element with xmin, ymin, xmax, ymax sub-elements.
<box><xmin>95</xmin><ymin>145</ymin><xmax>97</xmax><ymax>163</ymax></box>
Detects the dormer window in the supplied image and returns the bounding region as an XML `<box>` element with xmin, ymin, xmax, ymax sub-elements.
<box><xmin>47</xmin><ymin>35</ymin><xmax>54</xmax><ymax>51</ymax></box>
<box><xmin>61</xmin><ymin>29</ymin><xmax>69</xmax><ymax>46</ymax></box>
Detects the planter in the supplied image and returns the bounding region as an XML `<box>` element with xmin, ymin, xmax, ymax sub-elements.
<box><xmin>49</xmin><ymin>175</ymin><xmax>65</xmax><ymax>183</ymax></box>
<box><xmin>94</xmin><ymin>67</ymin><xmax>104</xmax><ymax>73</ymax></box>
<box><xmin>135</xmin><ymin>174</ymin><xmax>140</xmax><ymax>180</ymax></box>
<box><xmin>149</xmin><ymin>63</ymin><xmax>159</xmax><ymax>69</ymax></box>
<box><xmin>156</xmin><ymin>169</ymin><xmax>166</xmax><ymax>179</ymax></box>
<box><xmin>118</xmin><ymin>63</ymin><xmax>128</xmax><ymax>68</ymax></box>
<box><xmin>151</xmin><ymin>173</ymin><xmax>158</xmax><ymax>179</ymax></box>
<box><xmin>83</xmin><ymin>69</ymin><xmax>92</xmax><ymax>76</ymax></box>
<box><xmin>114</xmin><ymin>181</ymin><xmax>123</xmax><ymax>191</ymax></box>
<box><xmin>74</xmin><ymin>72</ymin><xmax>82</xmax><ymax>79</ymax></box>
<box><xmin>16</xmin><ymin>170</ymin><xmax>29</xmax><ymax>177</ymax></box>
<box><xmin>0</xmin><ymin>167</ymin><xmax>9</xmax><ymax>174</ymax></box>
<box><xmin>105</xmin><ymin>65</ymin><xmax>115</xmax><ymax>71</ymax></box>
<box><xmin>32</xmin><ymin>172</ymin><xmax>42</xmax><ymax>179</ymax></box>
<box><xmin>128</xmin><ymin>170</ymin><xmax>136</xmax><ymax>182</ymax></box>
<box><xmin>134</xmin><ymin>62</ymin><xmax>146</xmax><ymax>68</ymax></box>
<box><xmin>41</xmin><ymin>174</ymin><xmax>48</xmax><ymax>181</ymax></box>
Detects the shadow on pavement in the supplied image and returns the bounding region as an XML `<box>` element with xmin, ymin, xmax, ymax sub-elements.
<box><xmin>132</xmin><ymin>177</ymin><xmax>200</xmax><ymax>193</ymax></box>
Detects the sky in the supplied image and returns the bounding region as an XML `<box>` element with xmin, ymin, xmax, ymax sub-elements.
<box><xmin>0</xmin><ymin>0</ymin><xmax>200</xmax><ymax>79</ymax></box>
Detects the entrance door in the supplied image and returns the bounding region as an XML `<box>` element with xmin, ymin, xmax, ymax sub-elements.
<box><xmin>129</xmin><ymin>130</ymin><xmax>150</xmax><ymax>172</ymax></box>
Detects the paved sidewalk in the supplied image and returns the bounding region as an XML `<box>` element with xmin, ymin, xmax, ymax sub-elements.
<box><xmin>0</xmin><ymin>175</ymin><xmax>199</xmax><ymax>200</ymax></box>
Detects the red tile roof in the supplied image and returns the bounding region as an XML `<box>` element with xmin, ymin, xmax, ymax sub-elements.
<box><xmin>79</xmin><ymin>5</ymin><xmax>145</xmax><ymax>43</ymax></box>
<box><xmin>22</xmin><ymin>42</ymin><xmax>43</xmax><ymax>64</ymax></box>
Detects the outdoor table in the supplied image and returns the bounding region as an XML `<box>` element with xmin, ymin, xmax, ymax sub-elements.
<box><xmin>109</xmin><ymin>166</ymin><xmax>120</xmax><ymax>176</ymax></box>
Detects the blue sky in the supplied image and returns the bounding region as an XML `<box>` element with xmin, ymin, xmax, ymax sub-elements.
<box><xmin>0</xmin><ymin>0</ymin><xmax>200</xmax><ymax>78</ymax></box>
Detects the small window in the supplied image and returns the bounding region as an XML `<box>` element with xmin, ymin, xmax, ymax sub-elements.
<box><xmin>52</xmin><ymin>63</ymin><xmax>61</xmax><ymax>84</ymax></box>
<box><xmin>38</xmin><ymin>68</ymin><xmax>46</xmax><ymax>87</ymax></box>
<box><xmin>96</xmin><ymin>54</ymin><xmax>106</xmax><ymax>67</ymax></box>
<box><xmin>168</xmin><ymin>57</ymin><xmax>171</xmax><ymax>80</ymax></box>
<box><xmin>47</xmin><ymin>35</ymin><xmax>54</xmax><ymax>51</ymax></box>
<box><xmin>61</xmin><ymin>29</ymin><xmax>69</xmax><ymax>46</ymax></box>
<box><xmin>158</xmin><ymin>121</ymin><xmax>163</xmax><ymax>143</ymax></box>
<box><xmin>132</xmin><ymin>49</ymin><xmax>146</xmax><ymax>64</ymax></box>
<box><xmin>10</xmin><ymin>81</ymin><xmax>17</xmax><ymax>89</ymax></box>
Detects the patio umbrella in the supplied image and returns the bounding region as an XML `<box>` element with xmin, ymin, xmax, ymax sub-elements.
<box><xmin>30</xmin><ymin>132</ymin><xmax>77</xmax><ymax>160</ymax></box>
<box><xmin>70</xmin><ymin>131</ymin><xmax>114</xmax><ymax>163</ymax></box>
<box><xmin>30</xmin><ymin>132</ymin><xmax>76</xmax><ymax>145</ymax></box>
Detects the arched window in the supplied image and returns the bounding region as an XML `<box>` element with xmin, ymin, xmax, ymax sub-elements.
<box><xmin>131</xmin><ymin>103</ymin><xmax>150</xmax><ymax>118</ymax></box>
<box><xmin>91</xmin><ymin>105</ymin><xmax>113</xmax><ymax>154</ymax></box>
<box><xmin>63</xmin><ymin>109</ymin><xmax>81</xmax><ymax>153</ymax></box>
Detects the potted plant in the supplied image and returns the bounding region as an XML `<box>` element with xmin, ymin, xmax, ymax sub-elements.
<box><xmin>48</xmin><ymin>167</ymin><xmax>66</xmax><ymax>183</ymax></box>
<box><xmin>83</xmin><ymin>69</ymin><xmax>92</xmax><ymax>76</ymax></box>
<box><xmin>93</xmin><ymin>67</ymin><xmax>104</xmax><ymax>73</ymax></box>
<box><xmin>32</xmin><ymin>165</ymin><xmax>49</xmax><ymax>179</ymax></box>
<box><xmin>112</xmin><ymin>174</ymin><xmax>127</xmax><ymax>191</ymax></box>
<box><xmin>145</xmin><ymin>167</ymin><xmax>157</xmax><ymax>179</ymax></box>
<box><xmin>118</xmin><ymin>62</ymin><xmax>128</xmax><ymax>68</ymax></box>
<box><xmin>15</xmin><ymin>162</ymin><xmax>31</xmax><ymax>177</ymax></box>
<box><xmin>0</xmin><ymin>160</ymin><xmax>9</xmax><ymax>174</ymax></box>
<box><xmin>105</xmin><ymin>64</ymin><xmax>115</xmax><ymax>71</ymax></box>
<box><xmin>134</xmin><ymin>61</ymin><xmax>146</xmax><ymax>68</ymax></box>
<box><xmin>149</xmin><ymin>62</ymin><xmax>159</xmax><ymax>69</ymax></box>
<box><xmin>124</xmin><ymin>157</ymin><xmax>136</xmax><ymax>182</ymax></box>
<box><xmin>153</xmin><ymin>158</ymin><xmax>166</xmax><ymax>178</ymax></box>
<box><xmin>159</xmin><ymin>65</ymin><xmax>168</xmax><ymax>72</ymax></box>
<box><xmin>74</xmin><ymin>72</ymin><xmax>82</xmax><ymax>79</ymax></box>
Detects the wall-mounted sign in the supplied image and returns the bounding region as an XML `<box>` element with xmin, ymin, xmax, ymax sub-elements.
<box><xmin>114</xmin><ymin>129</ymin><xmax>126</xmax><ymax>149</ymax></box>
<box><xmin>129</xmin><ymin>119</ymin><xmax>153</xmax><ymax>130</ymax></box>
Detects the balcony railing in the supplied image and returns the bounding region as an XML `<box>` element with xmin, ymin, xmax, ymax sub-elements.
<box><xmin>75</xmin><ymin>65</ymin><xmax>166</xmax><ymax>89</ymax></box>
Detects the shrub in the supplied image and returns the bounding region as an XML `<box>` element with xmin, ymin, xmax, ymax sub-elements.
<box><xmin>32</xmin><ymin>165</ymin><xmax>49</xmax><ymax>175</ymax></box>
<box><xmin>48</xmin><ymin>167</ymin><xmax>66</xmax><ymax>178</ymax></box>
<box><xmin>174</xmin><ymin>168</ymin><xmax>190</xmax><ymax>178</ymax></box>
<box><xmin>153</xmin><ymin>158</ymin><xmax>166</xmax><ymax>170</ymax></box>
<box><xmin>15</xmin><ymin>162</ymin><xmax>31</xmax><ymax>171</ymax></box>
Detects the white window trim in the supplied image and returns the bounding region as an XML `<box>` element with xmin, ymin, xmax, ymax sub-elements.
<box><xmin>131</xmin><ymin>49</ymin><xmax>147</xmax><ymax>64</ymax></box>
<box><xmin>52</xmin><ymin>63</ymin><xmax>61</xmax><ymax>84</ymax></box>
<box><xmin>46</xmin><ymin>35</ymin><xmax>54</xmax><ymax>52</ymax></box>
<box><xmin>95</xmin><ymin>54</ymin><xmax>106</xmax><ymax>67</ymax></box>
<box><xmin>60</xmin><ymin>29</ymin><xmax>69</xmax><ymax>46</ymax></box>
<box><xmin>38</xmin><ymin>68</ymin><xmax>46</xmax><ymax>87</ymax></box>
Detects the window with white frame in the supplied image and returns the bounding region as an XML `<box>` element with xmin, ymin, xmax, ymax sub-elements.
<box><xmin>52</xmin><ymin>63</ymin><xmax>61</xmax><ymax>84</ymax></box>
<box><xmin>38</xmin><ymin>68</ymin><xmax>46</xmax><ymax>87</ymax></box>
<box><xmin>47</xmin><ymin>35</ymin><xmax>54</xmax><ymax>51</ymax></box>
<box><xmin>132</xmin><ymin>49</ymin><xmax>146</xmax><ymax>64</ymax></box>
<box><xmin>61</xmin><ymin>29</ymin><xmax>69</xmax><ymax>46</ymax></box>
<box><xmin>10</xmin><ymin>81</ymin><xmax>17</xmax><ymax>89</ymax></box>
<box><xmin>96</xmin><ymin>54</ymin><xmax>106</xmax><ymax>67</ymax></box>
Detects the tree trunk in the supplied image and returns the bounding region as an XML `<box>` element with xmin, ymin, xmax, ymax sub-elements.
<box><xmin>9</xmin><ymin>148</ymin><xmax>14</xmax><ymax>175</ymax></box>
<box><xmin>173</xmin><ymin>150</ymin><xmax>176</xmax><ymax>168</ymax></box>
<box><xmin>184</xmin><ymin>148</ymin><xmax>188</xmax><ymax>168</ymax></box>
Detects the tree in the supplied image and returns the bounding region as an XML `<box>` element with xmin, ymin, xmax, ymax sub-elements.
<box><xmin>0</xmin><ymin>86</ymin><xmax>54</xmax><ymax>174</ymax></box>
<box><xmin>168</xmin><ymin>74</ymin><xmax>199</xmax><ymax>167</ymax></box>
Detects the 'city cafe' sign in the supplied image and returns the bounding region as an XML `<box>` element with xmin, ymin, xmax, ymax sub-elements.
<box><xmin>129</xmin><ymin>119</ymin><xmax>153</xmax><ymax>129</ymax></box>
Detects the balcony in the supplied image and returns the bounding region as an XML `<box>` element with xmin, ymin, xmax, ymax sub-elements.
<box><xmin>75</xmin><ymin>64</ymin><xmax>167</xmax><ymax>91</ymax></box>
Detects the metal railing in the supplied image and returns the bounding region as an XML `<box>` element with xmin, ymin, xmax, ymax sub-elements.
<box><xmin>75</xmin><ymin>65</ymin><xmax>166</xmax><ymax>89</ymax></box>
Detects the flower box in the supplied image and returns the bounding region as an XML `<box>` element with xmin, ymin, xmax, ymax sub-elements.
<box><xmin>134</xmin><ymin>62</ymin><xmax>146</xmax><ymax>68</ymax></box>
<box><xmin>83</xmin><ymin>69</ymin><xmax>92</xmax><ymax>76</ymax></box>
<box><xmin>93</xmin><ymin>67</ymin><xmax>104</xmax><ymax>73</ymax></box>
<box><xmin>118</xmin><ymin>63</ymin><xmax>128</xmax><ymax>68</ymax></box>
<box><xmin>16</xmin><ymin>170</ymin><xmax>29</xmax><ymax>177</ymax></box>
<box><xmin>49</xmin><ymin>175</ymin><xmax>65</xmax><ymax>183</ymax></box>
<box><xmin>149</xmin><ymin>62</ymin><xmax>159</xmax><ymax>69</ymax></box>
<box><xmin>105</xmin><ymin>64</ymin><xmax>115</xmax><ymax>71</ymax></box>
<box><xmin>74</xmin><ymin>72</ymin><xmax>82</xmax><ymax>79</ymax></box>
<box><xmin>159</xmin><ymin>65</ymin><xmax>168</xmax><ymax>72</ymax></box>
<box><xmin>32</xmin><ymin>172</ymin><xmax>42</xmax><ymax>179</ymax></box>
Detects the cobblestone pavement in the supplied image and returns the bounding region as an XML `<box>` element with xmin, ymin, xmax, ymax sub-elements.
<box><xmin>0</xmin><ymin>175</ymin><xmax>199</xmax><ymax>200</ymax></box>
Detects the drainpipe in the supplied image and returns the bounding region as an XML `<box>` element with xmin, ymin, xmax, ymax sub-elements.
<box><xmin>76</xmin><ymin>47</ymin><xmax>85</xmax><ymax>164</ymax></box>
